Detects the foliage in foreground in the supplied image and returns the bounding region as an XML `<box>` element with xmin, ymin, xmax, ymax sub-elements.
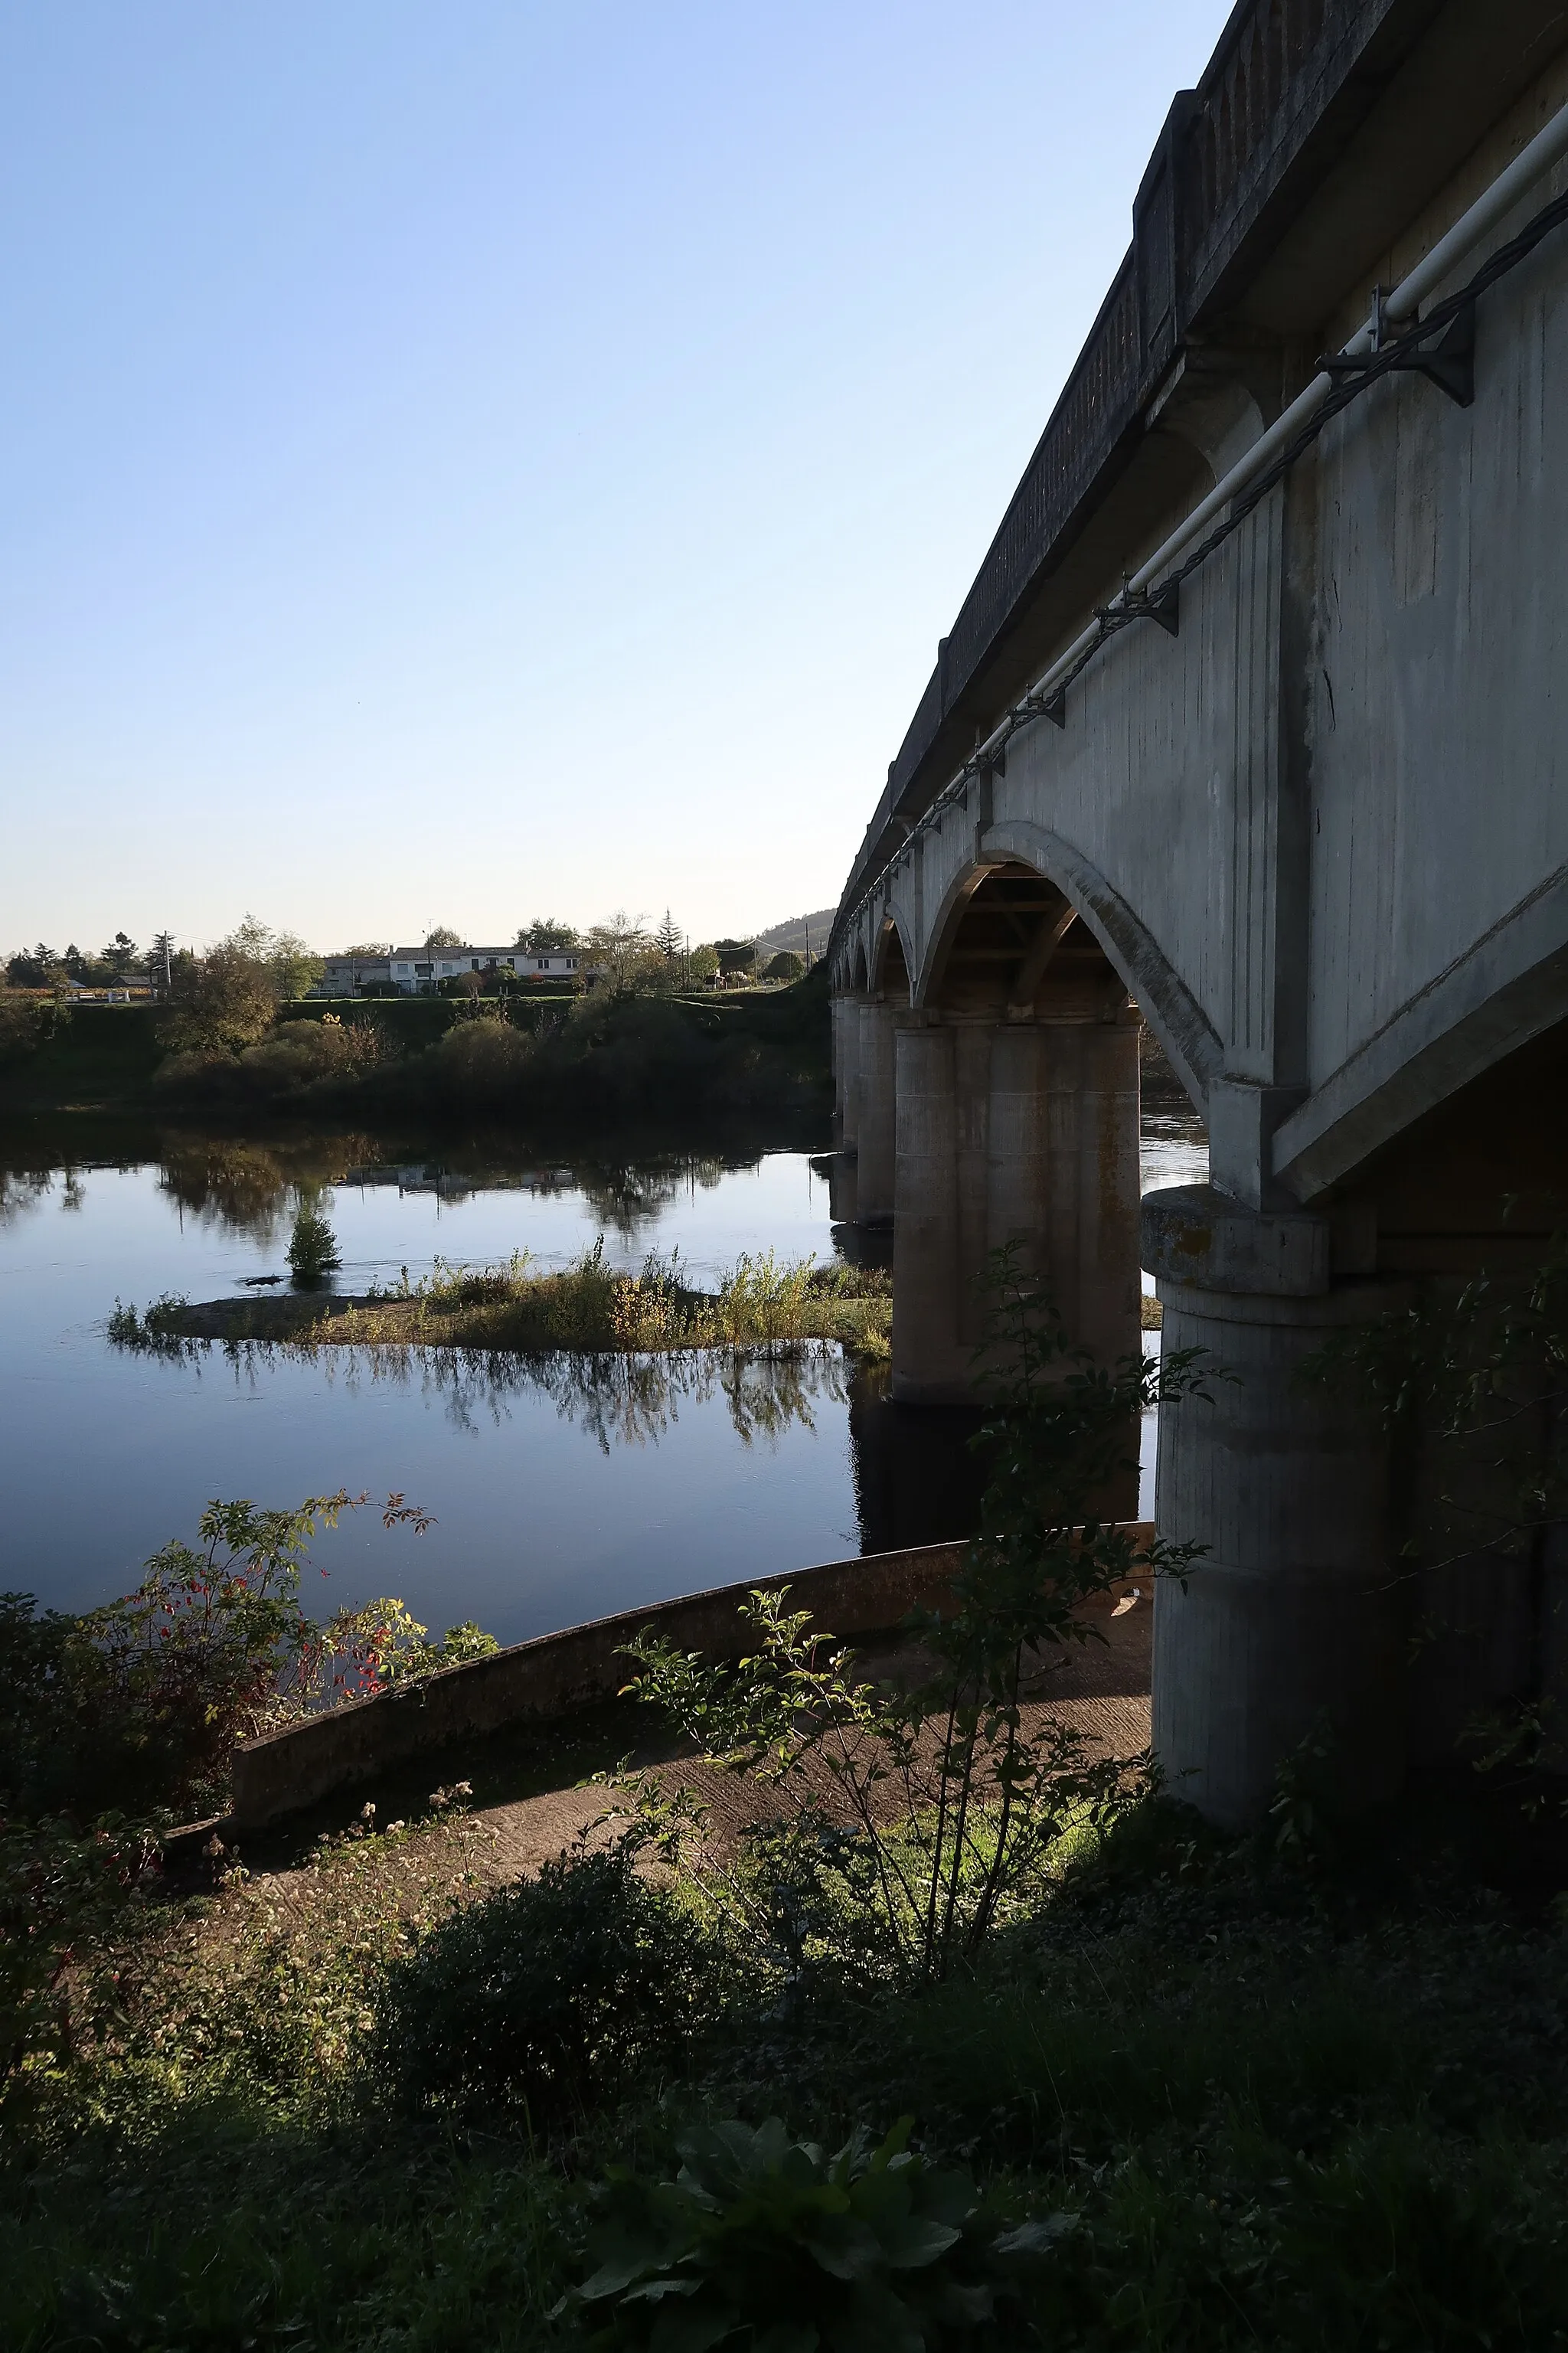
<box><xmin>560</xmin><ymin>2114</ymin><xmax>1061</xmax><ymax>2351</ymax></box>
<box><xmin>0</xmin><ymin>1493</ymin><xmax>458</xmax><ymax>1826</ymax></box>
<box><xmin>6</xmin><ymin>1798</ymin><xmax>1568</xmax><ymax>2350</ymax></box>
<box><xmin>621</xmin><ymin>1247</ymin><xmax>1214</xmax><ymax>1982</ymax></box>
<box><xmin>366</xmin><ymin>1842</ymin><xmax>716</xmax><ymax>2127</ymax></box>
<box><xmin>0</xmin><ymin>1492</ymin><xmax>498</xmax><ymax>2092</ymax></box>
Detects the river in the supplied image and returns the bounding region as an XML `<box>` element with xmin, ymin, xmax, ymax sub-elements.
<box><xmin>0</xmin><ymin>1117</ymin><xmax>1206</xmax><ymax>1644</ymax></box>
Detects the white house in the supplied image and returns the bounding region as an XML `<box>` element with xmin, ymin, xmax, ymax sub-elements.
<box><xmin>317</xmin><ymin>947</ymin><xmax>580</xmax><ymax>998</ymax></box>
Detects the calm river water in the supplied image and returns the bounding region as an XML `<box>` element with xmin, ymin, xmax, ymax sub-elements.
<box><xmin>0</xmin><ymin>1119</ymin><xmax>1205</xmax><ymax>1644</ymax></box>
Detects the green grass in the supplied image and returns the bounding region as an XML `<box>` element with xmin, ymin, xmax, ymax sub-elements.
<box><xmin>7</xmin><ymin>1790</ymin><xmax>1568</xmax><ymax>2349</ymax></box>
<box><xmin>115</xmin><ymin>1246</ymin><xmax>895</xmax><ymax>1360</ymax></box>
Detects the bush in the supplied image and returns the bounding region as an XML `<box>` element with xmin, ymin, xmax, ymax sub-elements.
<box><xmin>0</xmin><ymin>1493</ymin><xmax>439</xmax><ymax>1823</ymax></box>
<box><xmin>560</xmin><ymin>2114</ymin><xmax>1061</xmax><ymax>2348</ymax></box>
<box><xmin>154</xmin><ymin>1015</ymin><xmax>390</xmax><ymax>1106</ymax></box>
<box><xmin>365</xmin><ymin>1842</ymin><xmax>716</xmax><ymax>2126</ymax></box>
<box><xmin>0</xmin><ymin>989</ymin><xmax>42</xmax><ymax>1064</ymax></box>
<box><xmin>432</xmin><ymin>1009</ymin><xmax>535</xmax><ymax>1106</ymax></box>
<box><xmin>762</xmin><ymin>949</ymin><xmax>805</xmax><ymax>982</ymax></box>
<box><xmin>288</xmin><ymin>1201</ymin><xmax>341</xmax><ymax>1285</ymax></box>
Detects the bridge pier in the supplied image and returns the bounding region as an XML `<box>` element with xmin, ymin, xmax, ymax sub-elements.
<box><xmin>1143</xmin><ymin>1187</ymin><xmax>1410</xmax><ymax>1827</ymax></box>
<box><xmin>890</xmin><ymin>1010</ymin><xmax>1142</xmax><ymax>1413</ymax></box>
<box><xmin>831</xmin><ymin>993</ymin><xmax>866</xmax><ymax>1151</ymax></box>
<box><xmin>856</xmin><ymin>999</ymin><xmax>916</xmax><ymax>1225</ymax></box>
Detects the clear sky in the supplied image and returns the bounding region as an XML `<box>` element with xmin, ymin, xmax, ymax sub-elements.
<box><xmin>2</xmin><ymin>1</ymin><xmax>1236</xmax><ymax>958</ymax></box>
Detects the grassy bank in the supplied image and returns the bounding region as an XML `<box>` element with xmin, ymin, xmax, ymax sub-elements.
<box><xmin>0</xmin><ymin>973</ymin><xmax>831</xmax><ymax>1127</ymax></box>
<box><xmin>111</xmin><ymin>1246</ymin><xmax>894</xmax><ymax>1359</ymax></box>
<box><xmin>7</xmin><ymin>1781</ymin><xmax>1568</xmax><ymax>2351</ymax></box>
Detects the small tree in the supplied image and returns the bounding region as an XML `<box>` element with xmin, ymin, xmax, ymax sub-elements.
<box><xmin>763</xmin><ymin>949</ymin><xmax>805</xmax><ymax>982</ymax></box>
<box><xmin>584</xmin><ymin>911</ymin><xmax>659</xmax><ymax>993</ymax></box>
<box><xmin>424</xmin><ymin>924</ymin><xmax>467</xmax><ymax>950</ymax></box>
<box><xmin>287</xmin><ymin>1201</ymin><xmax>342</xmax><ymax>1286</ymax></box>
<box><xmin>655</xmin><ymin>909</ymin><xmax>684</xmax><ymax>972</ymax></box>
<box><xmin>622</xmin><ymin>1247</ymin><xmax>1215</xmax><ymax>1982</ymax></box>
<box><xmin>0</xmin><ymin>989</ymin><xmax>41</xmax><ymax>1063</ymax></box>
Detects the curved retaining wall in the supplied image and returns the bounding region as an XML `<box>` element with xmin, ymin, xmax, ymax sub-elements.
<box><xmin>230</xmin><ymin>1531</ymin><xmax>1155</xmax><ymax>1831</ymax></box>
<box><xmin>231</xmin><ymin>1541</ymin><xmax>965</xmax><ymax>1830</ymax></box>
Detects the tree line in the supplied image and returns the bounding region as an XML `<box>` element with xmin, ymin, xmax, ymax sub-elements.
<box><xmin>5</xmin><ymin>912</ymin><xmax>806</xmax><ymax>1000</ymax></box>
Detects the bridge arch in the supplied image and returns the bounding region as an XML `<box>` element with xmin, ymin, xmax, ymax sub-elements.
<box><xmin>872</xmin><ymin>906</ymin><xmax>915</xmax><ymax>1002</ymax></box>
<box><xmin>972</xmin><ymin>820</ymin><xmax>1222</xmax><ymax>1116</ymax></box>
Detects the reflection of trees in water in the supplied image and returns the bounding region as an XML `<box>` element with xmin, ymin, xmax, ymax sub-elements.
<box><xmin>569</xmin><ymin>1153</ymin><xmax>756</xmax><ymax>1243</ymax></box>
<box><xmin>155</xmin><ymin>1134</ymin><xmax>383</xmax><ymax>1242</ymax></box>
<box><xmin>10</xmin><ymin>1125</ymin><xmax>782</xmax><ymax>1247</ymax></box>
<box><xmin>211</xmin><ymin>1335</ymin><xmax>848</xmax><ymax>1449</ymax></box>
<box><xmin>0</xmin><ymin>1162</ymin><xmax>57</xmax><ymax>1225</ymax></box>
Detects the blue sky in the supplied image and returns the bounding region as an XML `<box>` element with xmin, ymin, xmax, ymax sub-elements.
<box><xmin>2</xmin><ymin>2</ymin><xmax>1235</xmax><ymax>956</ymax></box>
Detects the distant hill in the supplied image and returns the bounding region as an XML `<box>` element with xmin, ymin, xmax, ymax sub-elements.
<box><xmin>754</xmin><ymin>907</ymin><xmax>835</xmax><ymax>956</ymax></box>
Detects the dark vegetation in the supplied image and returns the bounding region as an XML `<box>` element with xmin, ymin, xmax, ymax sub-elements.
<box><xmin>111</xmin><ymin>1244</ymin><xmax>894</xmax><ymax>1358</ymax></box>
<box><xmin>7</xmin><ymin>1246</ymin><xmax>1568</xmax><ymax>2344</ymax></box>
<box><xmin>0</xmin><ymin>970</ymin><xmax>832</xmax><ymax>1129</ymax></box>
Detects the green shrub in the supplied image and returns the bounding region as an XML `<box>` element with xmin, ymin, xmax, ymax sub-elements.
<box><xmin>0</xmin><ymin>1493</ymin><xmax>439</xmax><ymax>1823</ymax></box>
<box><xmin>287</xmin><ymin>1201</ymin><xmax>341</xmax><ymax>1285</ymax></box>
<box><xmin>365</xmin><ymin>1842</ymin><xmax>715</xmax><ymax>2126</ymax></box>
<box><xmin>106</xmin><ymin>1291</ymin><xmax>191</xmax><ymax>1351</ymax></box>
<box><xmin>559</xmin><ymin>2113</ymin><xmax>1063</xmax><ymax>2349</ymax></box>
<box><xmin>433</xmin><ymin>1009</ymin><xmax>535</xmax><ymax>1105</ymax></box>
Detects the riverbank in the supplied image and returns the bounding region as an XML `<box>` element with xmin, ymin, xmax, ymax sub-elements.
<box><xmin>111</xmin><ymin>1246</ymin><xmax>894</xmax><ymax>1358</ymax></box>
<box><xmin>0</xmin><ymin>970</ymin><xmax>831</xmax><ymax>1126</ymax></box>
<box><xmin>9</xmin><ymin>1744</ymin><xmax>1568</xmax><ymax>2348</ymax></box>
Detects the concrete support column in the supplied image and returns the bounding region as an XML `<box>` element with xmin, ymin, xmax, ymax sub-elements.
<box><xmin>856</xmin><ymin>1001</ymin><xmax>914</xmax><ymax>1227</ymax></box>
<box><xmin>986</xmin><ymin>1017</ymin><xmax>1142</xmax><ymax>1367</ymax></box>
<box><xmin>1144</xmin><ymin>1184</ymin><xmax>1408</xmax><ymax>1828</ymax></box>
<box><xmin>894</xmin><ymin>1013</ymin><xmax>1142</xmax><ymax>1404</ymax></box>
<box><xmin>831</xmin><ymin>995</ymin><xmax>865</xmax><ymax>1151</ymax></box>
<box><xmin>892</xmin><ymin>1024</ymin><xmax>962</xmax><ymax>1401</ymax></box>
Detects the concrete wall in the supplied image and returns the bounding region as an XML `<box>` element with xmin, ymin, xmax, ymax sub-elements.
<box><xmin>231</xmin><ymin>1542</ymin><xmax>965</xmax><ymax>1829</ymax></box>
<box><xmin>231</xmin><ymin>1534</ymin><xmax>1155</xmax><ymax>1830</ymax></box>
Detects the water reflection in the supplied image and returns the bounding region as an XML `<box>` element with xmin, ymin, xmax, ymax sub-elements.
<box><xmin>202</xmin><ymin>1335</ymin><xmax>852</xmax><ymax>1452</ymax></box>
<box><xmin>116</xmin><ymin>1129</ymin><xmax>808</xmax><ymax>1254</ymax></box>
<box><xmin>0</xmin><ymin>1164</ymin><xmax>54</xmax><ymax>1225</ymax></box>
<box><xmin>101</xmin><ymin>1319</ymin><xmax>986</xmax><ymax>1564</ymax></box>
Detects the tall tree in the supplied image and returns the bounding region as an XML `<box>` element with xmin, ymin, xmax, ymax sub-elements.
<box><xmin>515</xmin><ymin>918</ymin><xmax>580</xmax><ymax>953</ymax></box>
<box><xmin>166</xmin><ymin>918</ymin><xmax>322</xmax><ymax>1051</ymax></box>
<box><xmin>583</xmin><ymin>912</ymin><xmax>658</xmax><ymax>992</ymax></box>
<box><xmin>655</xmin><ymin>910</ymin><xmax>684</xmax><ymax>969</ymax></box>
<box><xmin>102</xmin><ymin>933</ymin><xmax>139</xmax><ymax>977</ymax></box>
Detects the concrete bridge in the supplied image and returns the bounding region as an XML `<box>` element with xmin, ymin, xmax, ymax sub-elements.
<box><xmin>828</xmin><ymin>0</ymin><xmax>1568</xmax><ymax>1824</ymax></box>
